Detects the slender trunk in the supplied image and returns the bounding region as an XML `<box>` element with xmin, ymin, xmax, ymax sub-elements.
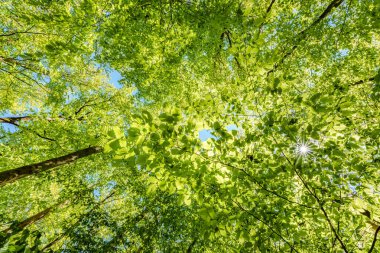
<box><xmin>0</xmin><ymin>206</ymin><xmax>54</xmax><ymax>245</ymax></box>
<box><xmin>41</xmin><ymin>191</ymin><xmax>115</xmax><ymax>251</ymax></box>
<box><xmin>1</xmin><ymin>185</ymin><xmax>97</xmax><ymax>245</ymax></box>
<box><xmin>5</xmin><ymin>207</ymin><xmax>52</xmax><ymax>233</ymax></box>
<box><xmin>1</xmin><ymin>198</ymin><xmax>70</xmax><ymax>236</ymax></box>
<box><xmin>0</xmin><ymin>146</ymin><xmax>103</xmax><ymax>186</ymax></box>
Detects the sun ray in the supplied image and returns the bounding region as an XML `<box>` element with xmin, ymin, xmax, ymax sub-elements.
<box><xmin>295</xmin><ymin>139</ymin><xmax>312</xmax><ymax>157</ymax></box>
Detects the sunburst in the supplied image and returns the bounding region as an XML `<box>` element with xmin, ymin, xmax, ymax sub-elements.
<box><xmin>295</xmin><ymin>140</ymin><xmax>312</xmax><ymax>157</ymax></box>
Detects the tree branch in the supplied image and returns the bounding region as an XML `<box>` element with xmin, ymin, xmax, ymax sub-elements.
<box><xmin>258</xmin><ymin>0</ymin><xmax>276</xmax><ymax>34</ymax></box>
<box><xmin>41</xmin><ymin>190</ymin><xmax>115</xmax><ymax>251</ymax></box>
<box><xmin>0</xmin><ymin>117</ymin><xmax>56</xmax><ymax>142</ymax></box>
<box><xmin>214</xmin><ymin>157</ymin><xmax>316</xmax><ymax>209</ymax></box>
<box><xmin>0</xmin><ymin>26</ymin><xmax>51</xmax><ymax>37</ymax></box>
<box><xmin>299</xmin><ymin>0</ymin><xmax>344</xmax><ymax>37</ymax></box>
<box><xmin>267</xmin><ymin>0</ymin><xmax>344</xmax><ymax>75</ymax></box>
<box><xmin>292</xmin><ymin>166</ymin><xmax>349</xmax><ymax>253</ymax></box>
<box><xmin>368</xmin><ymin>225</ymin><xmax>380</xmax><ymax>253</ymax></box>
<box><xmin>0</xmin><ymin>113</ymin><xmax>89</xmax><ymax>124</ymax></box>
<box><xmin>349</xmin><ymin>76</ymin><xmax>375</xmax><ymax>87</ymax></box>
<box><xmin>233</xmin><ymin>200</ymin><xmax>299</xmax><ymax>253</ymax></box>
<box><xmin>0</xmin><ymin>116</ymin><xmax>31</xmax><ymax>124</ymax></box>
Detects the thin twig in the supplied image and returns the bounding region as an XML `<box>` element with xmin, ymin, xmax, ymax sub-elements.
<box><xmin>233</xmin><ymin>200</ymin><xmax>300</xmax><ymax>253</ymax></box>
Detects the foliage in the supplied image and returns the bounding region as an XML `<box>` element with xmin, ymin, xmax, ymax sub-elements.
<box><xmin>0</xmin><ymin>0</ymin><xmax>380</xmax><ymax>252</ymax></box>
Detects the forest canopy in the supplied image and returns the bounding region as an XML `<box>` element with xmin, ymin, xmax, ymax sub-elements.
<box><xmin>0</xmin><ymin>0</ymin><xmax>380</xmax><ymax>252</ymax></box>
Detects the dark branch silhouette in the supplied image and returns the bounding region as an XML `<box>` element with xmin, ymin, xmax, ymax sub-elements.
<box><xmin>369</xmin><ymin>226</ymin><xmax>380</xmax><ymax>253</ymax></box>
<box><xmin>267</xmin><ymin>0</ymin><xmax>344</xmax><ymax>75</ymax></box>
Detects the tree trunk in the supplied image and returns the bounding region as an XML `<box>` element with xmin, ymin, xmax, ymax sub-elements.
<box><xmin>0</xmin><ymin>146</ymin><xmax>103</xmax><ymax>186</ymax></box>
<box><xmin>0</xmin><ymin>205</ymin><xmax>55</xmax><ymax>244</ymax></box>
<box><xmin>41</xmin><ymin>191</ymin><xmax>115</xmax><ymax>251</ymax></box>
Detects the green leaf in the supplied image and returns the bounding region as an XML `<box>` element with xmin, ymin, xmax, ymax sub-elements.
<box><xmin>104</xmin><ymin>138</ymin><xmax>126</xmax><ymax>153</ymax></box>
<box><xmin>171</xmin><ymin>148</ymin><xmax>183</xmax><ymax>155</ymax></box>
<box><xmin>107</xmin><ymin>126</ymin><xmax>124</xmax><ymax>139</ymax></box>
<box><xmin>127</xmin><ymin>127</ymin><xmax>140</xmax><ymax>138</ymax></box>
<box><xmin>184</xmin><ymin>195</ymin><xmax>191</xmax><ymax>205</ymax></box>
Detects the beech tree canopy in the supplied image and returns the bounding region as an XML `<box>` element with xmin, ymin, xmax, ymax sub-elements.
<box><xmin>0</xmin><ymin>0</ymin><xmax>380</xmax><ymax>252</ymax></box>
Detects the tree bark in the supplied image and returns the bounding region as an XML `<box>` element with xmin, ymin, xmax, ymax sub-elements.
<box><xmin>7</xmin><ymin>207</ymin><xmax>52</xmax><ymax>233</ymax></box>
<box><xmin>0</xmin><ymin>204</ymin><xmax>56</xmax><ymax>244</ymax></box>
<box><xmin>0</xmin><ymin>146</ymin><xmax>103</xmax><ymax>186</ymax></box>
<box><xmin>41</xmin><ymin>191</ymin><xmax>115</xmax><ymax>251</ymax></box>
<box><xmin>0</xmin><ymin>116</ymin><xmax>32</xmax><ymax>124</ymax></box>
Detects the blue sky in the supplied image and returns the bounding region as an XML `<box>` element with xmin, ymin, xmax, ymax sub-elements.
<box><xmin>1</xmin><ymin>112</ymin><xmax>18</xmax><ymax>133</ymax></box>
<box><xmin>198</xmin><ymin>129</ymin><xmax>216</xmax><ymax>142</ymax></box>
<box><xmin>198</xmin><ymin>124</ymin><xmax>238</xmax><ymax>142</ymax></box>
<box><xmin>109</xmin><ymin>69</ymin><xmax>122</xmax><ymax>88</ymax></box>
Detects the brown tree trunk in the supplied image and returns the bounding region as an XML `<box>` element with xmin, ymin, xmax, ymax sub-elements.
<box><xmin>8</xmin><ymin>207</ymin><xmax>52</xmax><ymax>233</ymax></box>
<box><xmin>1</xmin><ymin>185</ymin><xmax>97</xmax><ymax>244</ymax></box>
<box><xmin>1</xmin><ymin>205</ymin><xmax>55</xmax><ymax>244</ymax></box>
<box><xmin>0</xmin><ymin>146</ymin><xmax>103</xmax><ymax>186</ymax></box>
<box><xmin>41</xmin><ymin>191</ymin><xmax>115</xmax><ymax>251</ymax></box>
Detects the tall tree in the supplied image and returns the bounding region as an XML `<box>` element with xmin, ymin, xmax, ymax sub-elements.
<box><xmin>1</xmin><ymin>0</ymin><xmax>380</xmax><ymax>252</ymax></box>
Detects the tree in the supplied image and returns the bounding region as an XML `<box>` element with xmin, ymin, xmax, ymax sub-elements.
<box><xmin>1</xmin><ymin>0</ymin><xmax>380</xmax><ymax>252</ymax></box>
